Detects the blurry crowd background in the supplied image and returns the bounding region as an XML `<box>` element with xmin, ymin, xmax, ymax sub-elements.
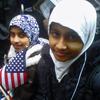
<box><xmin>0</xmin><ymin>0</ymin><xmax>100</xmax><ymax>66</ymax></box>
<box><xmin>0</xmin><ymin>0</ymin><xmax>100</xmax><ymax>38</ymax></box>
<box><xmin>88</xmin><ymin>0</ymin><xmax>100</xmax><ymax>40</ymax></box>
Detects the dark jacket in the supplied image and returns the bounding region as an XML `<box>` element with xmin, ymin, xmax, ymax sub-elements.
<box><xmin>83</xmin><ymin>40</ymin><xmax>100</xmax><ymax>100</ymax></box>
<box><xmin>13</xmin><ymin>40</ymin><xmax>100</xmax><ymax>100</ymax></box>
<box><xmin>13</xmin><ymin>65</ymin><xmax>37</xmax><ymax>100</ymax></box>
<box><xmin>0</xmin><ymin>24</ymin><xmax>10</xmax><ymax>67</ymax></box>
<box><xmin>32</xmin><ymin>42</ymin><xmax>100</xmax><ymax>100</ymax></box>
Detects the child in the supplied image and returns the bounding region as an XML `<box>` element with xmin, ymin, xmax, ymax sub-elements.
<box><xmin>8</xmin><ymin>14</ymin><xmax>48</xmax><ymax>57</ymax></box>
<box><xmin>31</xmin><ymin>0</ymin><xmax>97</xmax><ymax>100</ymax></box>
<box><xmin>0</xmin><ymin>14</ymin><xmax>48</xmax><ymax>100</ymax></box>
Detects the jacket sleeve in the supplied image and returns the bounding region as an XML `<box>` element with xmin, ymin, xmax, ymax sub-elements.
<box><xmin>89</xmin><ymin>65</ymin><xmax>100</xmax><ymax>93</ymax></box>
<box><xmin>84</xmin><ymin>65</ymin><xmax>100</xmax><ymax>100</ymax></box>
<box><xmin>32</xmin><ymin>63</ymin><xmax>51</xmax><ymax>100</ymax></box>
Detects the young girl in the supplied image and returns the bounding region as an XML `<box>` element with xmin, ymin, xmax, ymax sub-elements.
<box><xmin>8</xmin><ymin>14</ymin><xmax>48</xmax><ymax>58</ymax></box>
<box><xmin>31</xmin><ymin>0</ymin><xmax>97</xmax><ymax>100</ymax></box>
<box><xmin>0</xmin><ymin>14</ymin><xmax>48</xmax><ymax>100</ymax></box>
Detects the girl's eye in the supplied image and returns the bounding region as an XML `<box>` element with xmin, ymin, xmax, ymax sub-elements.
<box><xmin>67</xmin><ymin>34</ymin><xmax>75</xmax><ymax>41</ymax></box>
<box><xmin>19</xmin><ymin>33</ymin><xmax>26</xmax><ymax>38</ymax></box>
<box><xmin>10</xmin><ymin>32</ymin><xmax>15</xmax><ymax>37</ymax></box>
<box><xmin>50</xmin><ymin>31</ymin><xmax>60</xmax><ymax>38</ymax></box>
<box><xmin>64</xmin><ymin>30</ymin><xmax>79</xmax><ymax>41</ymax></box>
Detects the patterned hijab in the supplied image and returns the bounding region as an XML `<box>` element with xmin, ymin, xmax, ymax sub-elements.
<box><xmin>9</xmin><ymin>14</ymin><xmax>40</xmax><ymax>45</ymax></box>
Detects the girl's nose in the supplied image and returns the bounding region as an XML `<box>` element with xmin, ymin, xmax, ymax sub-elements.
<box><xmin>13</xmin><ymin>35</ymin><xmax>20</xmax><ymax>43</ymax></box>
<box><xmin>56</xmin><ymin>38</ymin><xmax>67</xmax><ymax>50</ymax></box>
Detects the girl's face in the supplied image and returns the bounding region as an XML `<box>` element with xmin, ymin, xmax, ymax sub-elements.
<box><xmin>10</xmin><ymin>26</ymin><xmax>30</xmax><ymax>52</ymax></box>
<box><xmin>49</xmin><ymin>22</ymin><xmax>84</xmax><ymax>62</ymax></box>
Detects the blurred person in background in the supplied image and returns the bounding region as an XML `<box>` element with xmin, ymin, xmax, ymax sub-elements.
<box><xmin>0</xmin><ymin>24</ymin><xmax>10</xmax><ymax>67</ymax></box>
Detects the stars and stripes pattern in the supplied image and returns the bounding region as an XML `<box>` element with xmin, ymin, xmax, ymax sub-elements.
<box><xmin>0</xmin><ymin>50</ymin><xmax>28</xmax><ymax>90</ymax></box>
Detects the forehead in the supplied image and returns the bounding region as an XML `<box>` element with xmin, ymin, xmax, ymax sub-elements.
<box><xmin>50</xmin><ymin>22</ymin><xmax>79</xmax><ymax>36</ymax></box>
<box><xmin>10</xmin><ymin>26</ymin><xmax>23</xmax><ymax>31</ymax></box>
<box><xmin>9</xmin><ymin>26</ymin><xmax>27</xmax><ymax>36</ymax></box>
<box><xmin>9</xmin><ymin>26</ymin><xmax>25</xmax><ymax>34</ymax></box>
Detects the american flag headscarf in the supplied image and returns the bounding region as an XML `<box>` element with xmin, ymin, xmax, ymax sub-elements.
<box><xmin>9</xmin><ymin>14</ymin><xmax>40</xmax><ymax>45</ymax></box>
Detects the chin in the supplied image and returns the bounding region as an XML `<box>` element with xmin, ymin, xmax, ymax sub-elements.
<box><xmin>15</xmin><ymin>48</ymin><xmax>22</xmax><ymax>52</ymax></box>
<box><xmin>55</xmin><ymin>55</ymin><xmax>75</xmax><ymax>62</ymax></box>
<box><xmin>55</xmin><ymin>57</ymin><xmax>68</xmax><ymax>62</ymax></box>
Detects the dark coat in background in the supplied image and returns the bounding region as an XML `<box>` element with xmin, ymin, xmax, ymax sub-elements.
<box><xmin>88</xmin><ymin>0</ymin><xmax>100</xmax><ymax>41</ymax></box>
<box><xmin>84</xmin><ymin>40</ymin><xmax>100</xmax><ymax>100</ymax></box>
<box><xmin>0</xmin><ymin>24</ymin><xmax>10</xmax><ymax>67</ymax></box>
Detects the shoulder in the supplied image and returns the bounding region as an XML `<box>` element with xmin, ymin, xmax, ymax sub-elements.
<box><xmin>88</xmin><ymin>40</ymin><xmax>100</xmax><ymax>54</ymax></box>
<box><xmin>38</xmin><ymin>44</ymin><xmax>51</xmax><ymax>65</ymax></box>
<box><xmin>87</xmin><ymin>65</ymin><xmax>100</xmax><ymax>94</ymax></box>
<box><xmin>87</xmin><ymin>40</ymin><xmax>100</xmax><ymax>64</ymax></box>
<box><xmin>86</xmin><ymin>40</ymin><xmax>100</xmax><ymax>85</ymax></box>
<box><xmin>38</xmin><ymin>37</ymin><xmax>49</xmax><ymax>45</ymax></box>
<box><xmin>37</xmin><ymin>44</ymin><xmax>53</xmax><ymax>72</ymax></box>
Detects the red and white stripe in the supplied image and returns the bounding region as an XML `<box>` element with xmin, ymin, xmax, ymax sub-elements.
<box><xmin>0</xmin><ymin>65</ymin><xmax>27</xmax><ymax>90</ymax></box>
